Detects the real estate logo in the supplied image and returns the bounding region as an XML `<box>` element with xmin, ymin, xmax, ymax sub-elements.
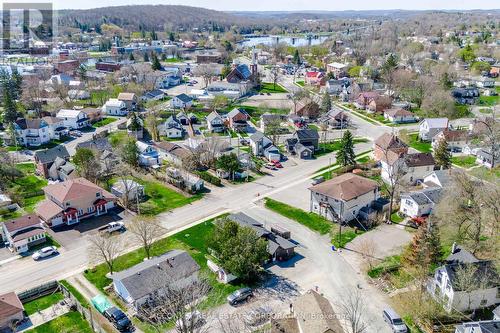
<box><xmin>1</xmin><ymin>2</ymin><xmax>54</xmax><ymax>53</ymax></box>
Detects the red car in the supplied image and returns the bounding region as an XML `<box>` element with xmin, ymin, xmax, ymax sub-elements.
<box><xmin>273</xmin><ymin>161</ymin><xmax>283</xmax><ymax>168</ymax></box>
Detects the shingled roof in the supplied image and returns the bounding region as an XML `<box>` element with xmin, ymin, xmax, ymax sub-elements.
<box><xmin>0</xmin><ymin>292</ymin><xmax>24</xmax><ymax>321</ymax></box>
<box><xmin>309</xmin><ymin>173</ymin><xmax>378</xmax><ymax>201</ymax></box>
<box><xmin>34</xmin><ymin>145</ymin><xmax>70</xmax><ymax>164</ymax></box>
<box><xmin>374</xmin><ymin>133</ymin><xmax>408</xmax><ymax>150</ymax></box>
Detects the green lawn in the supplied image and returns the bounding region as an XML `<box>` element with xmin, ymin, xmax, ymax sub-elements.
<box><xmin>452</xmin><ymin>155</ymin><xmax>477</xmax><ymax>168</ymax></box>
<box><xmin>92</xmin><ymin>117</ymin><xmax>117</xmax><ymax>128</ymax></box>
<box><xmin>26</xmin><ymin>311</ymin><xmax>93</xmax><ymax>333</ymax></box>
<box><xmin>479</xmin><ymin>108</ymin><xmax>493</xmax><ymax>114</ymax></box>
<box><xmin>295</xmin><ymin>80</ymin><xmax>305</xmax><ymax>87</ymax></box>
<box><xmin>23</xmin><ymin>292</ymin><xmax>64</xmax><ymax>315</ymax></box>
<box><xmin>264</xmin><ymin>198</ymin><xmax>332</xmax><ymax>235</ymax></box>
<box><xmin>367</xmin><ymin>255</ymin><xmax>402</xmax><ymax>278</ymax></box>
<box><xmin>163</xmin><ymin>57</ymin><xmax>183</xmax><ymax>63</ymax></box>
<box><xmin>391</xmin><ymin>212</ymin><xmax>404</xmax><ymax>224</ymax></box>
<box><xmin>257</xmin><ymin>82</ymin><xmax>288</xmax><ymax>93</ymax></box>
<box><xmin>59</xmin><ymin>280</ymin><xmax>89</xmax><ymax>308</ymax></box>
<box><xmin>468</xmin><ymin>166</ymin><xmax>500</xmax><ymax>182</ymax></box>
<box><xmin>406</xmin><ymin>134</ymin><xmax>432</xmax><ymax>153</ymax></box>
<box><xmin>478</xmin><ymin>95</ymin><xmax>499</xmax><ymax>106</ymax></box>
<box><xmin>108</xmin><ymin>131</ymin><xmax>128</xmax><ymax>147</ymax></box>
<box><xmin>331</xmin><ymin>228</ymin><xmax>364</xmax><ymax>248</ymax></box>
<box><xmin>316</xmin><ymin>138</ymin><xmax>368</xmax><ymax>157</ymax></box>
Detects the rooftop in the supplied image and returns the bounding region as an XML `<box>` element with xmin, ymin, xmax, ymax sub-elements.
<box><xmin>309</xmin><ymin>173</ymin><xmax>378</xmax><ymax>201</ymax></box>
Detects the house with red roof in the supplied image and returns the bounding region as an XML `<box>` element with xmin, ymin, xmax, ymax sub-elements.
<box><xmin>1</xmin><ymin>214</ymin><xmax>46</xmax><ymax>253</ymax></box>
<box><xmin>35</xmin><ymin>178</ymin><xmax>117</xmax><ymax>227</ymax></box>
<box><xmin>304</xmin><ymin>71</ymin><xmax>325</xmax><ymax>86</ymax></box>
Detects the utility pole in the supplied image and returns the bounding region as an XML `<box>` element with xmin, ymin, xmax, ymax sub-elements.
<box><xmin>338</xmin><ymin>200</ymin><xmax>344</xmax><ymax>248</ymax></box>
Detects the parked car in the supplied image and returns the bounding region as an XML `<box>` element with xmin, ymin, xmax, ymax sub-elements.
<box><xmin>104</xmin><ymin>222</ymin><xmax>125</xmax><ymax>233</ymax></box>
<box><xmin>104</xmin><ymin>307</ymin><xmax>133</xmax><ymax>332</ymax></box>
<box><xmin>264</xmin><ymin>163</ymin><xmax>277</xmax><ymax>170</ymax></box>
<box><xmin>382</xmin><ymin>308</ymin><xmax>407</xmax><ymax>333</ymax></box>
<box><xmin>175</xmin><ymin>310</ymin><xmax>205</xmax><ymax>330</ymax></box>
<box><xmin>70</xmin><ymin>130</ymin><xmax>82</xmax><ymax>137</ymax></box>
<box><xmin>311</xmin><ymin>176</ymin><xmax>325</xmax><ymax>185</ymax></box>
<box><xmin>273</xmin><ymin>161</ymin><xmax>283</xmax><ymax>168</ymax></box>
<box><xmin>32</xmin><ymin>246</ymin><xmax>58</xmax><ymax>260</ymax></box>
<box><xmin>227</xmin><ymin>287</ymin><xmax>253</xmax><ymax>306</ymax></box>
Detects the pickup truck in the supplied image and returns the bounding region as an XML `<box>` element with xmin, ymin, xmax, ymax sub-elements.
<box><xmin>99</xmin><ymin>222</ymin><xmax>125</xmax><ymax>234</ymax></box>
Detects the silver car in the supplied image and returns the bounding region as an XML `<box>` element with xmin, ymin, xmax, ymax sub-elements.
<box><xmin>32</xmin><ymin>246</ymin><xmax>58</xmax><ymax>260</ymax></box>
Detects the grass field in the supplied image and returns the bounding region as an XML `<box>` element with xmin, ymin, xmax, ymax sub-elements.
<box><xmin>316</xmin><ymin>137</ymin><xmax>369</xmax><ymax>157</ymax></box>
<box><xmin>264</xmin><ymin>198</ymin><xmax>332</xmax><ymax>235</ymax></box>
<box><xmin>23</xmin><ymin>292</ymin><xmax>64</xmax><ymax>315</ymax></box>
<box><xmin>331</xmin><ymin>227</ymin><xmax>364</xmax><ymax>248</ymax></box>
<box><xmin>257</xmin><ymin>82</ymin><xmax>288</xmax><ymax>93</ymax></box>
<box><xmin>92</xmin><ymin>117</ymin><xmax>117</xmax><ymax>128</ymax></box>
<box><xmin>26</xmin><ymin>311</ymin><xmax>93</xmax><ymax>333</ymax></box>
<box><xmin>295</xmin><ymin>80</ymin><xmax>305</xmax><ymax>87</ymax></box>
<box><xmin>406</xmin><ymin>134</ymin><xmax>432</xmax><ymax>153</ymax></box>
<box><xmin>452</xmin><ymin>155</ymin><xmax>477</xmax><ymax>168</ymax></box>
<box><xmin>391</xmin><ymin>212</ymin><xmax>404</xmax><ymax>224</ymax></box>
<box><xmin>478</xmin><ymin>95</ymin><xmax>499</xmax><ymax>106</ymax></box>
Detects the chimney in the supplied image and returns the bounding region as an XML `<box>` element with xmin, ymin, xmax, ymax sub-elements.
<box><xmin>451</xmin><ymin>242</ymin><xmax>457</xmax><ymax>254</ymax></box>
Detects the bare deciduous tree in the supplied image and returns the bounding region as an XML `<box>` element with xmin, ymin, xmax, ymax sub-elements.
<box><xmin>129</xmin><ymin>216</ymin><xmax>165</xmax><ymax>259</ymax></box>
<box><xmin>88</xmin><ymin>233</ymin><xmax>122</xmax><ymax>275</ymax></box>
<box><xmin>338</xmin><ymin>289</ymin><xmax>369</xmax><ymax>333</ymax></box>
<box><xmin>356</xmin><ymin>239</ymin><xmax>378</xmax><ymax>270</ymax></box>
<box><xmin>379</xmin><ymin>144</ymin><xmax>408</xmax><ymax>223</ymax></box>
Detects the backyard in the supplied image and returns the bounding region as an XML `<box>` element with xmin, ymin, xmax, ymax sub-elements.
<box><xmin>92</xmin><ymin>117</ymin><xmax>117</xmax><ymax>128</ymax></box>
<box><xmin>405</xmin><ymin>134</ymin><xmax>432</xmax><ymax>153</ymax></box>
<box><xmin>451</xmin><ymin>155</ymin><xmax>477</xmax><ymax>168</ymax></box>
<box><xmin>26</xmin><ymin>311</ymin><xmax>92</xmax><ymax>333</ymax></box>
<box><xmin>23</xmin><ymin>292</ymin><xmax>64</xmax><ymax>315</ymax></box>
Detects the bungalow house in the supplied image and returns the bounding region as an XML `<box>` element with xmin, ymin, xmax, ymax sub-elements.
<box><xmin>476</xmin><ymin>147</ymin><xmax>498</xmax><ymax>169</ymax></box>
<box><xmin>474</xmin><ymin>76</ymin><xmax>495</xmax><ymax>88</ymax></box>
<box><xmin>381</xmin><ymin>151</ymin><xmax>436</xmax><ymax>185</ymax></box>
<box><xmin>427</xmin><ymin>244</ymin><xmax>499</xmax><ymax>313</ymax></box>
<box><xmin>1</xmin><ymin>214</ymin><xmax>46</xmax><ymax>253</ymax></box>
<box><xmin>271</xmin><ymin>289</ymin><xmax>344</xmax><ymax>333</ymax></box>
<box><xmin>102</xmin><ymin>99</ymin><xmax>128</xmax><ymax>116</ymax></box>
<box><xmin>166</xmin><ymin>168</ymin><xmax>204</xmax><ymax>193</ymax></box>
<box><xmin>75</xmin><ymin>137</ymin><xmax>112</xmax><ymax>151</ymax></box>
<box><xmin>141</xmin><ymin>89</ymin><xmax>165</xmax><ymax>102</ymax></box>
<box><xmin>422</xmin><ymin>170</ymin><xmax>453</xmax><ymax>189</ymax></box>
<box><xmin>292</xmin><ymin>129</ymin><xmax>319</xmax><ymax>151</ymax></box>
<box><xmin>48</xmin><ymin>157</ymin><xmax>76</xmax><ymax>181</ymax></box>
<box><xmin>260</xmin><ymin>113</ymin><xmax>287</xmax><ymax>133</ymax></box>
<box><xmin>34</xmin><ymin>145</ymin><xmax>70</xmax><ymax>178</ymax></box>
<box><xmin>326</xmin><ymin>62</ymin><xmax>348</xmax><ymax>78</ymax></box>
<box><xmin>0</xmin><ymin>292</ymin><xmax>24</xmax><ymax>331</ymax></box>
<box><xmin>206</xmin><ymin>81</ymin><xmax>250</xmax><ymax>99</ymax></box>
<box><xmin>454</xmin><ymin>320</ymin><xmax>500</xmax><ymax>333</ymax></box>
<box><xmin>304</xmin><ymin>71</ymin><xmax>325</xmax><ymax>85</ymax></box>
<box><xmin>319</xmin><ymin>108</ymin><xmax>349</xmax><ymax>129</ymax></box>
<box><xmin>227</xmin><ymin>108</ymin><xmax>249</xmax><ymax>131</ymax></box>
<box><xmin>13</xmin><ymin>118</ymin><xmax>50</xmax><ymax>147</ymax></box>
<box><xmin>367</xmin><ymin>95</ymin><xmax>392</xmax><ymax>114</ymax></box>
<box><xmin>56</xmin><ymin>109</ymin><xmax>90</xmax><ymax>129</ymax></box>
<box><xmin>111</xmin><ymin>179</ymin><xmax>145</xmax><ymax>202</ymax></box>
<box><xmin>154</xmin><ymin>142</ymin><xmax>192</xmax><ymax>167</ymax></box>
<box><xmin>170</xmin><ymin>93</ymin><xmax>193</xmax><ymax>109</ymax></box>
<box><xmin>111</xmin><ymin>250</ymin><xmax>200</xmax><ymax>310</ymax></box>
<box><xmin>117</xmin><ymin>93</ymin><xmax>138</xmax><ymax>111</ymax></box>
<box><xmin>384</xmin><ymin>108</ymin><xmax>417</xmax><ymax>123</ymax></box>
<box><xmin>136</xmin><ymin>141</ymin><xmax>160</xmax><ymax>167</ymax></box>
<box><xmin>68</xmin><ymin>89</ymin><xmax>90</xmax><ymax>100</ymax></box>
<box><xmin>373</xmin><ymin>133</ymin><xmax>408</xmax><ymax>162</ymax></box>
<box><xmin>419</xmin><ymin>118</ymin><xmax>449</xmax><ymax>141</ymax></box>
<box><xmin>206</xmin><ymin>111</ymin><xmax>225</xmax><ymax>133</ymax></box>
<box><xmin>41</xmin><ymin>116</ymin><xmax>68</xmax><ymax>140</ymax></box>
<box><xmin>432</xmin><ymin>129</ymin><xmax>469</xmax><ymax>151</ymax></box>
<box><xmin>399</xmin><ymin>187</ymin><xmax>442</xmax><ymax>218</ymax></box>
<box><xmin>159</xmin><ymin>115</ymin><xmax>183</xmax><ymax>139</ymax></box>
<box><xmin>227</xmin><ymin>213</ymin><xmax>296</xmax><ymax>261</ymax></box>
<box><xmin>35</xmin><ymin>178</ymin><xmax>117</xmax><ymax>227</ymax></box>
<box><xmin>452</xmin><ymin>87</ymin><xmax>479</xmax><ymax>105</ymax></box>
<box><xmin>309</xmin><ymin>173</ymin><xmax>380</xmax><ymax>222</ymax></box>
<box><xmin>249</xmin><ymin>131</ymin><xmax>281</xmax><ymax>162</ymax></box>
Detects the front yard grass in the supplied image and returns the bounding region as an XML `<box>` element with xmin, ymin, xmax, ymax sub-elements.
<box><xmin>23</xmin><ymin>291</ymin><xmax>64</xmax><ymax>315</ymax></box>
<box><xmin>257</xmin><ymin>82</ymin><xmax>288</xmax><ymax>93</ymax></box>
<box><xmin>295</xmin><ymin>80</ymin><xmax>305</xmax><ymax>87</ymax></box>
<box><xmin>264</xmin><ymin>198</ymin><xmax>332</xmax><ymax>235</ymax></box>
<box><xmin>331</xmin><ymin>227</ymin><xmax>364</xmax><ymax>248</ymax></box>
<box><xmin>316</xmin><ymin>138</ymin><xmax>369</xmax><ymax>157</ymax></box>
<box><xmin>451</xmin><ymin>155</ymin><xmax>477</xmax><ymax>168</ymax></box>
<box><xmin>478</xmin><ymin>95</ymin><xmax>499</xmax><ymax>106</ymax></box>
<box><xmin>406</xmin><ymin>134</ymin><xmax>432</xmax><ymax>153</ymax></box>
<box><xmin>391</xmin><ymin>212</ymin><xmax>404</xmax><ymax>224</ymax></box>
<box><xmin>26</xmin><ymin>311</ymin><xmax>93</xmax><ymax>333</ymax></box>
<box><xmin>92</xmin><ymin>117</ymin><xmax>117</xmax><ymax>128</ymax></box>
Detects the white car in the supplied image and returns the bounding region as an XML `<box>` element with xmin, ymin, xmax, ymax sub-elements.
<box><xmin>106</xmin><ymin>222</ymin><xmax>125</xmax><ymax>233</ymax></box>
<box><xmin>32</xmin><ymin>246</ymin><xmax>58</xmax><ymax>260</ymax></box>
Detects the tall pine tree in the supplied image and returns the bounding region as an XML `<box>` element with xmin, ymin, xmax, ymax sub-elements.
<box><xmin>320</xmin><ymin>91</ymin><xmax>331</xmax><ymax>113</ymax></box>
<box><xmin>434</xmin><ymin>138</ymin><xmax>452</xmax><ymax>169</ymax></box>
<box><xmin>151</xmin><ymin>53</ymin><xmax>162</xmax><ymax>71</ymax></box>
<box><xmin>336</xmin><ymin>130</ymin><xmax>356</xmax><ymax>167</ymax></box>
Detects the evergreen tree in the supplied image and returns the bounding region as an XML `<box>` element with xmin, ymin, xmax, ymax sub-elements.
<box><xmin>129</xmin><ymin>53</ymin><xmax>135</xmax><ymax>61</ymax></box>
<box><xmin>11</xmin><ymin>70</ymin><xmax>22</xmax><ymax>99</ymax></box>
<box><xmin>151</xmin><ymin>53</ymin><xmax>162</xmax><ymax>71</ymax></box>
<box><xmin>143</xmin><ymin>52</ymin><xmax>150</xmax><ymax>62</ymax></box>
<box><xmin>320</xmin><ymin>91</ymin><xmax>331</xmax><ymax>113</ymax></box>
<box><xmin>403</xmin><ymin>219</ymin><xmax>442</xmax><ymax>268</ymax></box>
<box><xmin>2</xmin><ymin>88</ymin><xmax>18</xmax><ymax>123</ymax></box>
<box><xmin>168</xmin><ymin>32</ymin><xmax>175</xmax><ymax>42</ymax></box>
<box><xmin>336</xmin><ymin>130</ymin><xmax>356</xmax><ymax>167</ymax></box>
<box><xmin>293</xmin><ymin>49</ymin><xmax>301</xmax><ymax>65</ymax></box>
<box><xmin>434</xmin><ymin>139</ymin><xmax>452</xmax><ymax>169</ymax></box>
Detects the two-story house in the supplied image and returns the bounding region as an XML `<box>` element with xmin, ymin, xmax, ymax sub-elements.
<box><xmin>206</xmin><ymin>111</ymin><xmax>225</xmax><ymax>133</ymax></box>
<box><xmin>34</xmin><ymin>145</ymin><xmax>71</xmax><ymax>179</ymax></box>
<box><xmin>381</xmin><ymin>151</ymin><xmax>435</xmax><ymax>185</ymax></box>
<box><xmin>1</xmin><ymin>214</ymin><xmax>46</xmax><ymax>253</ymax></box>
<box><xmin>431</xmin><ymin>129</ymin><xmax>469</xmax><ymax>151</ymax></box>
<box><xmin>14</xmin><ymin>118</ymin><xmax>50</xmax><ymax>147</ymax></box>
<box><xmin>399</xmin><ymin>187</ymin><xmax>442</xmax><ymax>218</ymax></box>
<box><xmin>35</xmin><ymin>178</ymin><xmax>117</xmax><ymax>227</ymax></box>
<box><xmin>419</xmin><ymin>118</ymin><xmax>449</xmax><ymax>141</ymax></box>
<box><xmin>102</xmin><ymin>99</ymin><xmax>128</xmax><ymax>116</ymax></box>
<box><xmin>373</xmin><ymin>133</ymin><xmax>409</xmax><ymax>162</ymax></box>
<box><xmin>384</xmin><ymin>108</ymin><xmax>417</xmax><ymax>124</ymax></box>
<box><xmin>41</xmin><ymin>116</ymin><xmax>68</xmax><ymax>140</ymax></box>
<box><xmin>117</xmin><ymin>93</ymin><xmax>138</xmax><ymax>111</ymax></box>
<box><xmin>159</xmin><ymin>116</ymin><xmax>183</xmax><ymax>139</ymax></box>
<box><xmin>170</xmin><ymin>94</ymin><xmax>193</xmax><ymax>109</ymax></box>
<box><xmin>136</xmin><ymin>141</ymin><xmax>160</xmax><ymax>167</ymax></box>
<box><xmin>309</xmin><ymin>173</ymin><xmax>380</xmax><ymax>222</ymax></box>
<box><xmin>427</xmin><ymin>244</ymin><xmax>499</xmax><ymax>313</ymax></box>
<box><xmin>56</xmin><ymin>109</ymin><xmax>90</xmax><ymax>129</ymax></box>
<box><xmin>249</xmin><ymin>131</ymin><xmax>281</xmax><ymax>162</ymax></box>
<box><xmin>226</xmin><ymin>108</ymin><xmax>249</xmax><ymax>131</ymax></box>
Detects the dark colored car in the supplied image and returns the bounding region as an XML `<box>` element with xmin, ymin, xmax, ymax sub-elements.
<box><xmin>104</xmin><ymin>307</ymin><xmax>134</xmax><ymax>332</ymax></box>
<box><xmin>227</xmin><ymin>287</ymin><xmax>253</xmax><ymax>306</ymax></box>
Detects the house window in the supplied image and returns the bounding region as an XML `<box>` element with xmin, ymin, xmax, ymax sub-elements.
<box><xmin>66</xmin><ymin>202</ymin><xmax>70</xmax><ymax>206</ymax></box>
<box><xmin>96</xmin><ymin>192</ymin><xmax>100</xmax><ymax>197</ymax></box>
<box><xmin>480</xmin><ymin>299</ymin><xmax>487</xmax><ymax>306</ymax></box>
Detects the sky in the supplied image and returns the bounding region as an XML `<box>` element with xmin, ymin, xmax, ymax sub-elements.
<box><xmin>7</xmin><ymin>0</ymin><xmax>500</xmax><ymax>11</ymax></box>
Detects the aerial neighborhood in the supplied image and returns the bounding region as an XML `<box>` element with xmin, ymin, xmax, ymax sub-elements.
<box><xmin>0</xmin><ymin>3</ymin><xmax>498</xmax><ymax>333</ymax></box>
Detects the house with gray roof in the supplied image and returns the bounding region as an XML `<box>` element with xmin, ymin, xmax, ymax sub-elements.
<box><xmin>454</xmin><ymin>320</ymin><xmax>500</xmax><ymax>333</ymax></box>
<box><xmin>419</xmin><ymin>118</ymin><xmax>449</xmax><ymax>141</ymax></box>
<box><xmin>206</xmin><ymin>111</ymin><xmax>225</xmax><ymax>133</ymax></box>
<box><xmin>34</xmin><ymin>145</ymin><xmax>70</xmax><ymax>179</ymax></box>
<box><xmin>171</xmin><ymin>93</ymin><xmax>193</xmax><ymax>109</ymax></box>
<box><xmin>111</xmin><ymin>250</ymin><xmax>200</xmax><ymax>310</ymax></box>
<box><xmin>399</xmin><ymin>187</ymin><xmax>442</xmax><ymax>218</ymax></box>
<box><xmin>249</xmin><ymin>131</ymin><xmax>280</xmax><ymax>162</ymax></box>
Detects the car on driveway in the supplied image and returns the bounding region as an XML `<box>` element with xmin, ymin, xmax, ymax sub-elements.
<box><xmin>104</xmin><ymin>306</ymin><xmax>134</xmax><ymax>332</ymax></box>
<box><xmin>383</xmin><ymin>308</ymin><xmax>407</xmax><ymax>333</ymax></box>
<box><xmin>32</xmin><ymin>246</ymin><xmax>58</xmax><ymax>260</ymax></box>
<box><xmin>227</xmin><ymin>287</ymin><xmax>253</xmax><ymax>306</ymax></box>
<box><xmin>103</xmin><ymin>221</ymin><xmax>125</xmax><ymax>234</ymax></box>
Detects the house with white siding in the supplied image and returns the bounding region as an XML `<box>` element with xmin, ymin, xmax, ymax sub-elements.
<box><xmin>419</xmin><ymin>118</ymin><xmax>449</xmax><ymax>141</ymax></box>
<box><xmin>13</xmin><ymin>118</ymin><xmax>51</xmax><ymax>147</ymax></box>
<box><xmin>56</xmin><ymin>109</ymin><xmax>90</xmax><ymax>129</ymax></box>
<box><xmin>102</xmin><ymin>99</ymin><xmax>128</xmax><ymax>116</ymax></box>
